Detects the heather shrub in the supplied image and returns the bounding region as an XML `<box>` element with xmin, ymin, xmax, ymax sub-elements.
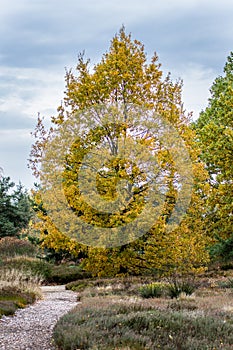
<box><xmin>53</xmin><ymin>297</ymin><xmax>233</xmax><ymax>350</ymax></box>
<box><xmin>0</xmin><ymin>236</ymin><xmax>37</xmax><ymax>258</ymax></box>
<box><xmin>66</xmin><ymin>276</ymin><xmax>153</xmax><ymax>292</ymax></box>
<box><xmin>49</xmin><ymin>265</ymin><xmax>91</xmax><ymax>284</ymax></box>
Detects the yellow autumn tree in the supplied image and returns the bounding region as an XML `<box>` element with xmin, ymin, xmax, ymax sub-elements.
<box><xmin>30</xmin><ymin>188</ymin><xmax>86</xmax><ymax>262</ymax></box>
<box><xmin>30</xmin><ymin>27</ymin><xmax>210</xmax><ymax>276</ymax></box>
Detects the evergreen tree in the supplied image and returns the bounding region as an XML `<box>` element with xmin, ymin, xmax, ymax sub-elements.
<box><xmin>0</xmin><ymin>176</ymin><xmax>32</xmax><ymax>238</ymax></box>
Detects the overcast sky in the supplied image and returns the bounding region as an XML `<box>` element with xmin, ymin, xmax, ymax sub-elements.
<box><xmin>0</xmin><ymin>0</ymin><xmax>232</xmax><ymax>189</ymax></box>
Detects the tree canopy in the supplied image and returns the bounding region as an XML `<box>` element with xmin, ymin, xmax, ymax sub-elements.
<box><xmin>30</xmin><ymin>27</ymin><xmax>210</xmax><ymax>276</ymax></box>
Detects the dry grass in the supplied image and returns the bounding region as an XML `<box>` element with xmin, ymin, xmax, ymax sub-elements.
<box><xmin>0</xmin><ymin>267</ymin><xmax>43</xmax><ymax>297</ymax></box>
<box><xmin>0</xmin><ymin>267</ymin><xmax>43</xmax><ymax>317</ymax></box>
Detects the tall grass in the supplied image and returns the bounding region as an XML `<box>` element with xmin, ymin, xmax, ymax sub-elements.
<box><xmin>0</xmin><ymin>236</ymin><xmax>37</xmax><ymax>258</ymax></box>
<box><xmin>0</xmin><ymin>267</ymin><xmax>43</xmax><ymax>298</ymax></box>
<box><xmin>0</xmin><ymin>236</ymin><xmax>44</xmax><ymax>317</ymax></box>
<box><xmin>1</xmin><ymin>256</ymin><xmax>52</xmax><ymax>281</ymax></box>
<box><xmin>0</xmin><ymin>266</ymin><xmax>43</xmax><ymax>317</ymax></box>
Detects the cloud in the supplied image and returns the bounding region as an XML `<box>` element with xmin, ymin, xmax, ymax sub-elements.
<box><xmin>1</xmin><ymin>0</ymin><xmax>233</xmax><ymax>188</ymax></box>
<box><xmin>0</xmin><ymin>66</ymin><xmax>65</xmax><ymax>124</ymax></box>
<box><xmin>130</xmin><ymin>5</ymin><xmax>233</xmax><ymax>71</ymax></box>
<box><xmin>1</xmin><ymin>0</ymin><xmax>232</xmax><ymax>69</ymax></box>
<box><xmin>179</xmin><ymin>64</ymin><xmax>216</xmax><ymax>119</ymax></box>
<box><xmin>0</xmin><ymin>128</ymin><xmax>33</xmax><ymax>187</ymax></box>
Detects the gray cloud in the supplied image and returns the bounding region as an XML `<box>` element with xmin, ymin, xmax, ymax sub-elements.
<box><xmin>0</xmin><ymin>0</ymin><xmax>233</xmax><ymax>187</ymax></box>
<box><xmin>1</xmin><ymin>0</ymin><xmax>231</xmax><ymax>69</ymax></box>
<box><xmin>130</xmin><ymin>5</ymin><xmax>233</xmax><ymax>71</ymax></box>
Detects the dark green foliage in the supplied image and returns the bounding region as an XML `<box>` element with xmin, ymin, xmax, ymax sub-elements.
<box><xmin>209</xmin><ymin>234</ymin><xmax>233</xmax><ymax>262</ymax></box>
<box><xmin>221</xmin><ymin>261</ymin><xmax>233</xmax><ymax>271</ymax></box>
<box><xmin>0</xmin><ymin>176</ymin><xmax>32</xmax><ymax>238</ymax></box>
<box><xmin>194</xmin><ymin>52</ymin><xmax>233</xmax><ymax>242</ymax></box>
<box><xmin>38</xmin><ymin>246</ymin><xmax>80</xmax><ymax>264</ymax></box>
<box><xmin>48</xmin><ymin>265</ymin><xmax>91</xmax><ymax>284</ymax></box>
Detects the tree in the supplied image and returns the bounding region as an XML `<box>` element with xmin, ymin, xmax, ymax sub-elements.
<box><xmin>0</xmin><ymin>176</ymin><xmax>32</xmax><ymax>238</ymax></box>
<box><xmin>195</xmin><ymin>52</ymin><xmax>233</xmax><ymax>246</ymax></box>
<box><xmin>31</xmin><ymin>187</ymin><xmax>85</xmax><ymax>262</ymax></box>
<box><xmin>30</xmin><ymin>27</ymin><xmax>210</xmax><ymax>276</ymax></box>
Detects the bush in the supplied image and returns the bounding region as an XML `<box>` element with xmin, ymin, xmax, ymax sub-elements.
<box><xmin>209</xmin><ymin>235</ymin><xmax>233</xmax><ymax>262</ymax></box>
<box><xmin>0</xmin><ymin>267</ymin><xmax>43</xmax><ymax>296</ymax></box>
<box><xmin>220</xmin><ymin>261</ymin><xmax>233</xmax><ymax>271</ymax></box>
<box><xmin>1</xmin><ymin>255</ymin><xmax>91</xmax><ymax>285</ymax></box>
<box><xmin>48</xmin><ymin>265</ymin><xmax>92</xmax><ymax>284</ymax></box>
<box><xmin>139</xmin><ymin>282</ymin><xmax>167</xmax><ymax>298</ymax></box>
<box><xmin>168</xmin><ymin>299</ymin><xmax>197</xmax><ymax>311</ymax></box>
<box><xmin>0</xmin><ymin>176</ymin><xmax>32</xmax><ymax>238</ymax></box>
<box><xmin>66</xmin><ymin>276</ymin><xmax>153</xmax><ymax>292</ymax></box>
<box><xmin>0</xmin><ymin>236</ymin><xmax>37</xmax><ymax>258</ymax></box>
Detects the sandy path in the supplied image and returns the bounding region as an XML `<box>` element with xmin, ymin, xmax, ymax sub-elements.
<box><xmin>0</xmin><ymin>285</ymin><xmax>78</xmax><ymax>350</ymax></box>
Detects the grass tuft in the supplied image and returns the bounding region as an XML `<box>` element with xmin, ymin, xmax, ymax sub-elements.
<box><xmin>138</xmin><ymin>282</ymin><xmax>167</xmax><ymax>298</ymax></box>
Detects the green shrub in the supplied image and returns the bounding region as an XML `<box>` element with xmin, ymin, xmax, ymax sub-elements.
<box><xmin>209</xmin><ymin>235</ymin><xmax>233</xmax><ymax>262</ymax></box>
<box><xmin>0</xmin><ymin>236</ymin><xmax>37</xmax><ymax>258</ymax></box>
<box><xmin>49</xmin><ymin>265</ymin><xmax>92</xmax><ymax>284</ymax></box>
<box><xmin>220</xmin><ymin>261</ymin><xmax>233</xmax><ymax>271</ymax></box>
<box><xmin>139</xmin><ymin>282</ymin><xmax>166</xmax><ymax>298</ymax></box>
